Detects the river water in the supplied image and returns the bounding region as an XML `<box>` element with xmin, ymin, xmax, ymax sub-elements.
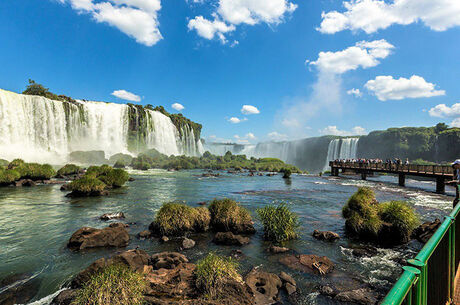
<box><xmin>0</xmin><ymin>170</ymin><xmax>454</xmax><ymax>304</ymax></box>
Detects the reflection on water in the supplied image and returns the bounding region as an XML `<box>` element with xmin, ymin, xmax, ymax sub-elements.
<box><xmin>0</xmin><ymin>170</ymin><xmax>453</xmax><ymax>304</ymax></box>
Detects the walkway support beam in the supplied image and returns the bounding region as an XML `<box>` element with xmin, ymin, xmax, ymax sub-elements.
<box><xmin>436</xmin><ymin>177</ymin><xmax>445</xmax><ymax>194</ymax></box>
<box><xmin>399</xmin><ymin>174</ymin><xmax>405</xmax><ymax>187</ymax></box>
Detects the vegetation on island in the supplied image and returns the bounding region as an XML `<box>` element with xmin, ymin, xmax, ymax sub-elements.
<box><xmin>67</xmin><ymin>165</ymin><xmax>129</xmax><ymax>196</ymax></box>
<box><xmin>194</xmin><ymin>252</ymin><xmax>241</xmax><ymax>300</ymax></box>
<box><xmin>131</xmin><ymin>149</ymin><xmax>301</xmax><ymax>173</ymax></box>
<box><xmin>0</xmin><ymin>159</ymin><xmax>56</xmax><ymax>185</ymax></box>
<box><xmin>73</xmin><ymin>264</ymin><xmax>146</xmax><ymax>305</ymax></box>
<box><xmin>56</xmin><ymin>164</ymin><xmax>81</xmax><ymax>177</ymax></box>
<box><xmin>150</xmin><ymin>203</ymin><xmax>211</xmax><ymax>236</ymax></box>
<box><xmin>342</xmin><ymin>187</ymin><xmax>419</xmax><ymax>246</ymax></box>
<box><xmin>208</xmin><ymin>198</ymin><xmax>254</xmax><ymax>234</ymax></box>
<box><xmin>257</xmin><ymin>204</ymin><xmax>299</xmax><ymax>243</ymax></box>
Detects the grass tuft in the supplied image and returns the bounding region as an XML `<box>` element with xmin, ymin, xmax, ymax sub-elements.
<box><xmin>57</xmin><ymin>164</ymin><xmax>80</xmax><ymax>176</ymax></box>
<box><xmin>257</xmin><ymin>203</ymin><xmax>299</xmax><ymax>242</ymax></box>
<box><xmin>208</xmin><ymin>198</ymin><xmax>252</xmax><ymax>232</ymax></box>
<box><xmin>153</xmin><ymin>203</ymin><xmax>210</xmax><ymax>236</ymax></box>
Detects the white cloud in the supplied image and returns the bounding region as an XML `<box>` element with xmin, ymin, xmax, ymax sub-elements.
<box><xmin>268</xmin><ymin>131</ymin><xmax>288</xmax><ymax>140</ymax></box>
<box><xmin>428</xmin><ymin>103</ymin><xmax>460</xmax><ymax>118</ymax></box>
<box><xmin>318</xmin><ymin>0</ymin><xmax>460</xmax><ymax>34</ymax></box>
<box><xmin>187</xmin><ymin>15</ymin><xmax>235</xmax><ymax>43</ymax></box>
<box><xmin>246</xmin><ymin>132</ymin><xmax>256</xmax><ymax>140</ymax></box>
<box><xmin>319</xmin><ymin>125</ymin><xmax>367</xmax><ymax>136</ymax></box>
<box><xmin>188</xmin><ymin>0</ymin><xmax>297</xmax><ymax>42</ymax></box>
<box><xmin>228</xmin><ymin>117</ymin><xmax>247</xmax><ymax>123</ymax></box>
<box><xmin>365</xmin><ymin>75</ymin><xmax>445</xmax><ymax>101</ymax></box>
<box><xmin>241</xmin><ymin>105</ymin><xmax>260</xmax><ymax>115</ymax></box>
<box><xmin>451</xmin><ymin>118</ymin><xmax>460</xmax><ymax>128</ymax></box>
<box><xmin>111</xmin><ymin>89</ymin><xmax>141</xmax><ymax>102</ymax></box>
<box><xmin>347</xmin><ymin>88</ymin><xmax>362</xmax><ymax>97</ymax></box>
<box><xmin>309</xmin><ymin>39</ymin><xmax>394</xmax><ymax>74</ymax></box>
<box><xmin>233</xmin><ymin>132</ymin><xmax>256</xmax><ymax>143</ymax></box>
<box><xmin>60</xmin><ymin>0</ymin><xmax>162</xmax><ymax>46</ymax></box>
<box><xmin>171</xmin><ymin>103</ymin><xmax>184</xmax><ymax>111</ymax></box>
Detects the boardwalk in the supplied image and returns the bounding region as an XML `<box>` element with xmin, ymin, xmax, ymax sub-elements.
<box><xmin>329</xmin><ymin>161</ymin><xmax>454</xmax><ymax>194</ymax></box>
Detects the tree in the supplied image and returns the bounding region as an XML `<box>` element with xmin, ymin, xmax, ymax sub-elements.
<box><xmin>435</xmin><ymin>122</ymin><xmax>449</xmax><ymax>133</ymax></box>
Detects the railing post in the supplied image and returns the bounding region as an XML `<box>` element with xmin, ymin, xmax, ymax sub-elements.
<box><xmin>447</xmin><ymin>215</ymin><xmax>455</xmax><ymax>301</ymax></box>
<box><xmin>408</xmin><ymin>259</ymin><xmax>426</xmax><ymax>305</ymax></box>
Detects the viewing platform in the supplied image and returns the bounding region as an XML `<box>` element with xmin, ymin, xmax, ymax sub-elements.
<box><xmin>329</xmin><ymin>161</ymin><xmax>454</xmax><ymax>194</ymax></box>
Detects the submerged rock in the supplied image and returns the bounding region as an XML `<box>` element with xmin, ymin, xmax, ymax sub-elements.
<box><xmin>411</xmin><ymin>218</ymin><xmax>441</xmax><ymax>243</ymax></box>
<box><xmin>100</xmin><ymin>212</ymin><xmax>125</xmax><ymax>221</ymax></box>
<box><xmin>0</xmin><ymin>273</ymin><xmax>40</xmax><ymax>305</ymax></box>
<box><xmin>15</xmin><ymin>179</ymin><xmax>36</xmax><ymax>187</ymax></box>
<box><xmin>67</xmin><ymin>223</ymin><xmax>129</xmax><ymax>250</ymax></box>
<box><xmin>351</xmin><ymin>246</ymin><xmax>378</xmax><ymax>258</ymax></box>
<box><xmin>279</xmin><ymin>254</ymin><xmax>334</xmax><ymax>275</ymax></box>
<box><xmin>181</xmin><ymin>237</ymin><xmax>195</xmax><ymax>249</ymax></box>
<box><xmin>267</xmin><ymin>245</ymin><xmax>290</xmax><ymax>254</ymax></box>
<box><xmin>138</xmin><ymin>230</ymin><xmax>152</xmax><ymax>239</ymax></box>
<box><xmin>245</xmin><ymin>269</ymin><xmax>282</xmax><ymax>305</ymax></box>
<box><xmin>279</xmin><ymin>271</ymin><xmax>297</xmax><ymax>295</ymax></box>
<box><xmin>312</xmin><ymin>230</ymin><xmax>340</xmax><ymax>242</ymax></box>
<box><xmin>213</xmin><ymin>232</ymin><xmax>250</xmax><ymax>246</ymax></box>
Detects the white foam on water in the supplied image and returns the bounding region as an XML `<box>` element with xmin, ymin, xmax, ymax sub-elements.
<box><xmin>19</xmin><ymin>288</ymin><xmax>67</xmax><ymax>305</ymax></box>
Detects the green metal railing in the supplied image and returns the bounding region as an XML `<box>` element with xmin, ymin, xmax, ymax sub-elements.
<box><xmin>381</xmin><ymin>200</ymin><xmax>460</xmax><ymax>305</ymax></box>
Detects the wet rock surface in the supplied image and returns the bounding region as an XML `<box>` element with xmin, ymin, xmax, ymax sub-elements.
<box><xmin>100</xmin><ymin>212</ymin><xmax>125</xmax><ymax>221</ymax></box>
<box><xmin>67</xmin><ymin>223</ymin><xmax>129</xmax><ymax>250</ymax></box>
<box><xmin>0</xmin><ymin>273</ymin><xmax>40</xmax><ymax>305</ymax></box>
<box><xmin>279</xmin><ymin>254</ymin><xmax>334</xmax><ymax>275</ymax></box>
<box><xmin>245</xmin><ymin>269</ymin><xmax>282</xmax><ymax>305</ymax></box>
<box><xmin>182</xmin><ymin>237</ymin><xmax>196</xmax><ymax>249</ymax></box>
<box><xmin>411</xmin><ymin>218</ymin><xmax>441</xmax><ymax>243</ymax></box>
<box><xmin>312</xmin><ymin>230</ymin><xmax>340</xmax><ymax>242</ymax></box>
<box><xmin>213</xmin><ymin>232</ymin><xmax>250</xmax><ymax>246</ymax></box>
<box><xmin>267</xmin><ymin>245</ymin><xmax>290</xmax><ymax>254</ymax></box>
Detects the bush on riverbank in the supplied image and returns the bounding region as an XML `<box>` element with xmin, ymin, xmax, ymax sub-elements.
<box><xmin>257</xmin><ymin>204</ymin><xmax>299</xmax><ymax>242</ymax></box>
<box><xmin>195</xmin><ymin>253</ymin><xmax>241</xmax><ymax>300</ymax></box>
<box><xmin>57</xmin><ymin>164</ymin><xmax>80</xmax><ymax>177</ymax></box>
<box><xmin>73</xmin><ymin>264</ymin><xmax>146</xmax><ymax>305</ymax></box>
<box><xmin>150</xmin><ymin>203</ymin><xmax>211</xmax><ymax>236</ymax></box>
<box><xmin>0</xmin><ymin>169</ymin><xmax>21</xmax><ymax>185</ymax></box>
<box><xmin>68</xmin><ymin>176</ymin><xmax>107</xmax><ymax>195</ymax></box>
<box><xmin>208</xmin><ymin>198</ymin><xmax>255</xmax><ymax>234</ymax></box>
<box><xmin>343</xmin><ymin>188</ymin><xmax>419</xmax><ymax>245</ymax></box>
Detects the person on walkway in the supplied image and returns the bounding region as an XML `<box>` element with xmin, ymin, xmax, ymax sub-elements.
<box><xmin>447</xmin><ymin>159</ymin><xmax>460</xmax><ymax>207</ymax></box>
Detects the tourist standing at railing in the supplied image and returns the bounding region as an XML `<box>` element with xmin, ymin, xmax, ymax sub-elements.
<box><xmin>447</xmin><ymin>159</ymin><xmax>460</xmax><ymax>207</ymax></box>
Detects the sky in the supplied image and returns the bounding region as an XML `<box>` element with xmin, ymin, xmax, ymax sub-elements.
<box><xmin>1</xmin><ymin>0</ymin><xmax>459</xmax><ymax>144</ymax></box>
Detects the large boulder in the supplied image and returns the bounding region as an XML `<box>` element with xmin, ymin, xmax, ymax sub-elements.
<box><xmin>67</xmin><ymin>223</ymin><xmax>129</xmax><ymax>250</ymax></box>
<box><xmin>312</xmin><ymin>230</ymin><xmax>340</xmax><ymax>242</ymax></box>
<box><xmin>0</xmin><ymin>273</ymin><xmax>40</xmax><ymax>305</ymax></box>
<box><xmin>50</xmin><ymin>289</ymin><xmax>77</xmax><ymax>305</ymax></box>
<box><xmin>279</xmin><ymin>254</ymin><xmax>334</xmax><ymax>275</ymax></box>
<box><xmin>411</xmin><ymin>219</ymin><xmax>441</xmax><ymax>243</ymax></box>
<box><xmin>245</xmin><ymin>269</ymin><xmax>282</xmax><ymax>305</ymax></box>
<box><xmin>213</xmin><ymin>232</ymin><xmax>250</xmax><ymax>246</ymax></box>
<box><xmin>150</xmin><ymin>252</ymin><xmax>188</xmax><ymax>270</ymax></box>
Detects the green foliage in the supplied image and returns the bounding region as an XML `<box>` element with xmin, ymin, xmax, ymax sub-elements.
<box><xmin>113</xmin><ymin>160</ymin><xmax>126</xmax><ymax>168</ymax></box>
<box><xmin>208</xmin><ymin>198</ymin><xmax>252</xmax><ymax>232</ymax></box>
<box><xmin>57</xmin><ymin>164</ymin><xmax>80</xmax><ymax>176</ymax></box>
<box><xmin>109</xmin><ymin>153</ymin><xmax>133</xmax><ymax>166</ymax></box>
<box><xmin>68</xmin><ymin>176</ymin><xmax>107</xmax><ymax>193</ymax></box>
<box><xmin>8</xmin><ymin>159</ymin><xmax>25</xmax><ymax>169</ymax></box>
<box><xmin>73</xmin><ymin>264</ymin><xmax>146</xmax><ymax>305</ymax></box>
<box><xmin>195</xmin><ymin>253</ymin><xmax>241</xmax><ymax>300</ymax></box>
<box><xmin>282</xmin><ymin>168</ymin><xmax>292</xmax><ymax>178</ymax></box>
<box><xmin>22</xmin><ymin>79</ymin><xmax>76</xmax><ymax>103</ymax></box>
<box><xmin>0</xmin><ymin>169</ymin><xmax>21</xmax><ymax>185</ymax></box>
<box><xmin>257</xmin><ymin>204</ymin><xmax>299</xmax><ymax>242</ymax></box>
<box><xmin>0</xmin><ymin>159</ymin><xmax>9</xmax><ymax>169</ymax></box>
<box><xmin>98</xmin><ymin>168</ymin><xmax>129</xmax><ymax>188</ymax></box>
<box><xmin>153</xmin><ymin>203</ymin><xmax>210</xmax><ymax>236</ymax></box>
<box><xmin>411</xmin><ymin>158</ymin><xmax>437</xmax><ymax>166</ymax></box>
<box><xmin>380</xmin><ymin>201</ymin><xmax>419</xmax><ymax>237</ymax></box>
<box><xmin>10</xmin><ymin>162</ymin><xmax>56</xmax><ymax>180</ymax></box>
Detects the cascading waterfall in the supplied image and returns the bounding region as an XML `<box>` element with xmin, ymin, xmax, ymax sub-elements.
<box><xmin>323</xmin><ymin>138</ymin><xmax>359</xmax><ymax>171</ymax></box>
<box><xmin>0</xmin><ymin>89</ymin><xmax>202</xmax><ymax>163</ymax></box>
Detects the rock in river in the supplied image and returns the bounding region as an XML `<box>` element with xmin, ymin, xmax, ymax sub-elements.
<box><xmin>213</xmin><ymin>231</ymin><xmax>250</xmax><ymax>246</ymax></box>
<box><xmin>279</xmin><ymin>254</ymin><xmax>334</xmax><ymax>275</ymax></box>
<box><xmin>99</xmin><ymin>212</ymin><xmax>125</xmax><ymax>221</ymax></box>
<box><xmin>245</xmin><ymin>268</ymin><xmax>282</xmax><ymax>305</ymax></box>
<box><xmin>411</xmin><ymin>218</ymin><xmax>441</xmax><ymax>243</ymax></box>
<box><xmin>312</xmin><ymin>230</ymin><xmax>340</xmax><ymax>242</ymax></box>
<box><xmin>67</xmin><ymin>223</ymin><xmax>129</xmax><ymax>250</ymax></box>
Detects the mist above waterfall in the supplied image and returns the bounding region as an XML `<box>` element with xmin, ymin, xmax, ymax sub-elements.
<box><xmin>0</xmin><ymin>89</ymin><xmax>203</xmax><ymax>163</ymax></box>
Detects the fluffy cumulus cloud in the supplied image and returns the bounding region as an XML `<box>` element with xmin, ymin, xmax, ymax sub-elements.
<box><xmin>365</xmin><ymin>75</ymin><xmax>445</xmax><ymax>101</ymax></box>
<box><xmin>188</xmin><ymin>0</ymin><xmax>297</xmax><ymax>43</ymax></box>
<box><xmin>241</xmin><ymin>105</ymin><xmax>260</xmax><ymax>115</ymax></box>
<box><xmin>233</xmin><ymin>132</ymin><xmax>257</xmax><ymax>143</ymax></box>
<box><xmin>319</xmin><ymin>125</ymin><xmax>367</xmax><ymax>136</ymax></box>
<box><xmin>308</xmin><ymin>39</ymin><xmax>394</xmax><ymax>74</ymax></box>
<box><xmin>59</xmin><ymin>0</ymin><xmax>162</xmax><ymax>46</ymax></box>
<box><xmin>171</xmin><ymin>102</ymin><xmax>184</xmax><ymax>111</ymax></box>
<box><xmin>268</xmin><ymin>131</ymin><xmax>288</xmax><ymax>141</ymax></box>
<box><xmin>228</xmin><ymin>117</ymin><xmax>247</xmax><ymax>123</ymax></box>
<box><xmin>318</xmin><ymin>0</ymin><xmax>460</xmax><ymax>34</ymax></box>
<box><xmin>111</xmin><ymin>89</ymin><xmax>141</xmax><ymax>102</ymax></box>
<box><xmin>347</xmin><ymin>88</ymin><xmax>362</xmax><ymax>97</ymax></box>
<box><xmin>428</xmin><ymin>103</ymin><xmax>460</xmax><ymax>127</ymax></box>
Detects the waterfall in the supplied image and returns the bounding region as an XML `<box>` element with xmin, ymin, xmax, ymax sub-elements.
<box><xmin>0</xmin><ymin>89</ymin><xmax>202</xmax><ymax>163</ymax></box>
<box><xmin>323</xmin><ymin>138</ymin><xmax>359</xmax><ymax>171</ymax></box>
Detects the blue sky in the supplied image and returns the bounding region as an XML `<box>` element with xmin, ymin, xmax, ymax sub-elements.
<box><xmin>1</xmin><ymin>0</ymin><xmax>459</xmax><ymax>144</ymax></box>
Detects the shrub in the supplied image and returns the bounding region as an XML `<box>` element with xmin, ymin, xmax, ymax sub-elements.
<box><xmin>195</xmin><ymin>253</ymin><xmax>241</xmax><ymax>300</ymax></box>
<box><xmin>152</xmin><ymin>203</ymin><xmax>210</xmax><ymax>236</ymax></box>
<box><xmin>98</xmin><ymin>168</ymin><xmax>129</xmax><ymax>188</ymax></box>
<box><xmin>0</xmin><ymin>169</ymin><xmax>20</xmax><ymax>185</ymax></box>
<box><xmin>282</xmin><ymin>168</ymin><xmax>292</xmax><ymax>179</ymax></box>
<box><xmin>16</xmin><ymin>163</ymin><xmax>56</xmax><ymax>180</ymax></box>
<box><xmin>8</xmin><ymin>159</ymin><xmax>25</xmax><ymax>170</ymax></box>
<box><xmin>68</xmin><ymin>176</ymin><xmax>106</xmax><ymax>194</ymax></box>
<box><xmin>57</xmin><ymin>164</ymin><xmax>80</xmax><ymax>176</ymax></box>
<box><xmin>0</xmin><ymin>159</ymin><xmax>9</xmax><ymax>169</ymax></box>
<box><xmin>380</xmin><ymin>201</ymin><xmax>419</xmax><ymax>237</ymax></box>
<box><xmin>73</xmin><ymin>264</ymin><xmax>146</xmax><ymax>305</ymax></box>
<box><xmin>208</xmin><ymin>198</ymin><xmax>252</xmax><ymax>233</ymax></box>
<box><xmin>109</xmin><ymin>153</ymin><xmax>133</xmax><ymax>166</ymax></box>
<box><xmin>257</xmin><ymin>204</ymin><xmax>299</xmax><ymax>242</ymax></box>
<box><xmin>113</xmin><ymin>160</ymin><xmax>126</xmax><ymax>168</ymax></box>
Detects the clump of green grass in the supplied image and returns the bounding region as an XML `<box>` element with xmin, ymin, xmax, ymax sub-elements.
<box><xmin>208</xmin><ymin>198</ymin><xmax>253</xmax><ymax>233</ymax></box>
<box><xmin>72</xmin><ymin>264</ymin><xmax>146</xmax><ymax>305</ymax></box>
<box><xmin>57</xmin><ymin>164</ymin><xmax>80</xmax><ymax>177</ymax></box>
<box><xmin>257</xmin><ymin>203</ymin><xmax>299</xmax><ymax>242</ymax></box>
<box><xmin>195</xmin><ymin>253</ymin><xmax>241</xmax><ymax>300</ymax></box>
<box><xmin>152</xmin><ymin>203</ymin><xmax>210</xmax><ymax>236</ymax></box>
<box><xmin>380</xmin><ymin>200</ymin><xmax>419</xmax><ymax>238</ymax></box>
<box><xmin>68</xmin><ymin>176</ymin><xmax>107</xmax><ymax>194</ymax></box>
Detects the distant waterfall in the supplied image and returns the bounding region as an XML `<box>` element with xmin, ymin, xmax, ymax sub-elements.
<box><xmin>323</xmin><ymin>138</ymin><xmax>359</xmax><ymax>171</ymax></box>
<box><xmin>0</xmin><ymin>89</ymin><xmax>202</xmax><ymax>163</ymax></box>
